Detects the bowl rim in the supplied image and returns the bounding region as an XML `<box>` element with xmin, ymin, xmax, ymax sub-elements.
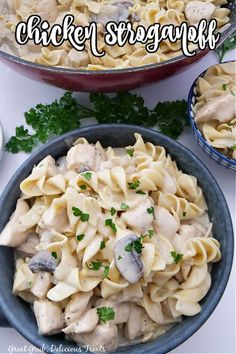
<box><xmin>187</xmin><ymin>60</ymin><xmax>236</xmax><ymax>168</ymax></box>
<box><xmin>0</xmin><ymin>22</ymin><xmax>235</xmax><ymax>75</ymax></box>
<box><xmin>0</xmin><ymin>124</ymin><xmax>234</xmax><ymax>354</ymax></box>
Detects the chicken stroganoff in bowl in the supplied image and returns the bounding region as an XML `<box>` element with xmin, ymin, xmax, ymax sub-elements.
<box><xmin>0</xmin><ymin>133</ymin><xmax>222</xmax><ymax>352</ymax></box>
<box><xmin>0</xmin><ymin>0</ymin><xmax>231</xmax><ymax>70</ymax></box>
<box><xmin>193</xmin><ymin>61</ymin><xmax>236</xmax><ymax>161</ymax></box>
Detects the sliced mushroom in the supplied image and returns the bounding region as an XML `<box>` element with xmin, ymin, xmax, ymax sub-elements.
<box><xmin>114</xmin><ymin>234</ymin><xmax>143</xmax><ymax>284</ymax></box>
<box><xmin>29</xmin><ymin>251</ymin><xmax>58</xmax><ymax>273</ymax></box>
<box><xmin>185</xmin><ymin>1</ymin><xmax>216</xmax><ymax>25</ymax></box>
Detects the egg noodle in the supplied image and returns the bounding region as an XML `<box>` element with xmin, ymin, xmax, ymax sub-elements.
<box><xmin>0</xmin><ymin>134</ymin><xmax>221</xmax><ymax>352</ymax></box>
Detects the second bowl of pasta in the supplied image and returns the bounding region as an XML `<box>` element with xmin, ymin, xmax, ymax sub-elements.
<box><xmin>0</xmin><ymin>124</ymin><xmax>233</xmax><ymax>354</ymax></box>
<box><xmin>188</xmin><ymin>61</ymin><xmax>236</xmax><ymax>172</ymax></box>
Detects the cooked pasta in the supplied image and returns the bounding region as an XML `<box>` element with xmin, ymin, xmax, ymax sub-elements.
<box><xmin>194</xmin><ymin>61</ymin><xmax>236</xmax><ymax>160</ymax></box>
<box><xmin>0</xmin><ymin>134</ymin><xmax>221</xmax><ymax>351</ymax></box>
<box><xmin>0</xmin><ymin>0</ymin><xmax>230</xmax><ymax>70</ymax></box>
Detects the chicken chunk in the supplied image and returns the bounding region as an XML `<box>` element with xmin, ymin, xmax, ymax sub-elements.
<box><xmin>154</xmin><ymin>206</ymin><xmax>179</xmax><ymax>240</ymax></box>
<box><xmin>64</xmin><ymin>291</ymin><xmax>93</xmax><ymax>325</ymax></box>
<box><xmin>67</xmin><ymin>49</ymin><xmax>90</xmax><ymax>68</ymax></box>
<box><xmin>120</xmin><ymin>197</ymin><xmax>154</xmax><ymax>234</ymax></box>
<box><xmin>195</xmin><ymin>93</ymin><xmax>236</xmax><ymax>123</ymax></box>
<box><xmin>30</xmin><ymin>272</ymin><xmax>52</xmax><ymax>299</ymax></box>
<box><xmin>67</xmin><ymin>323</ymin><xmax>119</xmax><ymax>352</ymax></box>
<box><xmin>34</xmin><ymin>300</ymin><xmax>64</xmax><ymax>335</ymax></box>
<box><xmin>95</xmin><ymin>299</ymin><xmax>130</xmax><ymax>324</ymax></box>
<box><xmin>185</xmin><ymin>1</ymin><xmax>215</xmax><ymax>25</ymax></box>
<box><xmin>66</xmin><ymin>143</ymin><xmax>104</xmax><ymax>172</ymax></box>
<box><xmin>125</xmin><ymin>303</ymin><xmax>155</xmax><ymax>340</ymax></box>
<box><xmin>34</xmin><ymin>0</ymin><xmax>59</xmax><ymax>22</ymax></box>
<box><xmin>0</xmin><ymin>200</ymin><xmax>30</xmax><ymax>247</ymax></box>
<box><xmin>63</xmin><ymin>308</ymin><xmax>98</xmax><ymax>334</ymax></box>
<box><xmin>16</xmin><ymin>233</ymin><xmax>39</xmax><ymax>257</ymax></box>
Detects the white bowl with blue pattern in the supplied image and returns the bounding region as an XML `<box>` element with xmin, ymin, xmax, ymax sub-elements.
<box><xmin>188</xmin><ymin>68</ymin><xmax>236</xmax><ymax>172</ymax></box>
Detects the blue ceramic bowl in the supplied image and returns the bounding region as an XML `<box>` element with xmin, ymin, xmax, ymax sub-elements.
<box><xmin>0</xmin><ymin>125</ymin><xmax>234</xmax><ymax>354</ymax></box>
<box><xmin>188</xmin><ymin>65</ymin><xmax>236</xmax><ymax>172</ymax></box>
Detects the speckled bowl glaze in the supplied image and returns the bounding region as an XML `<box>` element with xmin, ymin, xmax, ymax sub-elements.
<box><xmin>0</xmin><ymin>125</ymin><xmax>234</xmax><ymax>354</ymax></box>
<box><xmin>188</xmin><ymin>62</ymin><xmax>236</xmax><ymax>172</ymax></box>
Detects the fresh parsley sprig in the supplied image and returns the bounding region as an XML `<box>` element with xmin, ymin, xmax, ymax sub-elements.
<box><xmin>215</xmin><ymin>32</ymin><xmax>236</xmax><ymax>62</ymax></box>
<box><xmin>5</xmin><ymin>92</ymin><xmax>188</xmax><ymax>154</ymax></box>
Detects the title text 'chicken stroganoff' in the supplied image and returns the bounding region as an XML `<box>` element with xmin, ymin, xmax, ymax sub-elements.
<box><xmin>0</xmin><ymin>0</ymin><xmax>230</xmax><ymax>70</ymax></box>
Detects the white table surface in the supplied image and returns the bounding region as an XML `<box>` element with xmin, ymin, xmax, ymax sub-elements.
<box><xmin>0</xmin><ymin>50</ymin><xmax>235</xmax><ymax>354</ymax></box>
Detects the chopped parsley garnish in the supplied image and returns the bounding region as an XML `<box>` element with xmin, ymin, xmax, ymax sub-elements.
<box><xmin>147</xmin><ymin>230</ymin><xmax>154</xmax><ymax>238</ymax></box>
<box><xmin>87</xmin><ymin>261</ymin><xmax>102</xmax><ymax>271</ymax></box>
<box><xmin>79</xmin><ymin>184</ymin><xmax>87</xmax><ymax>190</ymax></box>
<box><xmin>110</xmin><ymin>207</ymin><xmax>116</xmax><ymax>216</ymax></box>
<box><xmin>231</xmin><ymin>145</ymin><xmax>236</xmax><ymax>150</ymax></box>
<box><xmin>182</xmin><ymin>211</ymin><xmax>186</xmax><ymax>217</ymax></box>
<box><xmin>147</xmin><ymin>207</ymin><xmax>155</xmax><ymax>216</ymax></box>
<box><xmin>100</xmin><ymin>240</ymin><xmax>106</xmax><ymax>250</ymax></box>
<box><xmin>136</xmin><ymin>190</ymin><xmax>146</xmax><ymax>195</ymax></box>
<box><xmin>103</xmin><ymin>266</ymin><xmax>110</xmax><ymax>279</ymax></box>
<box><xmin>81</xmin><ymin>172</ymin><xmax>92</xmax><ymax>181</ymax></box>
<box><xmin>128</xmin><ymin>180</ymin><xmax>140</xmax><ymax>190</ymax></box>
<box><xmin>171</xmin><ymin>251</ymin><xmax>183</xmax><ymax>264</ymax></box>
<box><xmin>76</xmin><ymin>234</ymin><xmax>85</xmax><ymax>241</ymax></box>
<box><xmin>222</xmin><ymin>83</ymin><xmax>228</xmax><ymax>91</ymax></box>
<box><xmin>51</xmin><ymin>252</ymin><xmax>57</xmax><ymax>259</ymax></box>
<box><xmin>120</xmin><ymin>203</ymin><xmax>129</xmax><ymax>211</ymax></box>
<box><xmin>105</xmin><ymin>219</ymin><xmax>117</xmax><ymax>233</ymax></box>
<box><xmin>125</xmin><ymin>239</ymin><xmax>144</xmax><ymax>254</ymax></box>
<box><xmin>126</xmin><ymin>149</ymin><xmax>134</xmax><ymax>157</ymax></box>
<box><xmin>97</xmin><ymin>307</ymin><xmax>115</xmax><ymax>324</ymax></box>
<box><xmin>72</xmin><ymin>206</ymin><xmax>82</xmax><ymax>217</ymax></box>
<box><xmin>72</xmin><ymin>207</ymin><xmax>89</xmax><ymax>222</ymax></box>
<box><xmin>81</xmin><ymin>213</ymin><xmax>89</xmax><ymax>222</ymax></box>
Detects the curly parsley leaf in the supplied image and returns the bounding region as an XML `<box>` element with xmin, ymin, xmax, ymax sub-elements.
<box><xmin>215</xmin><ymin>32</ymin><xmax>236</xmax><ymax>62</ymax></box>
<box><xmin>5</xmin><ymin>91</ymin><xmax>188</xmax><ymax>153</ymax></box>
<box><xmin>97</xmin><ymin>307</ymin><xmax>115</xmax><ymax>324</ymax></box>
